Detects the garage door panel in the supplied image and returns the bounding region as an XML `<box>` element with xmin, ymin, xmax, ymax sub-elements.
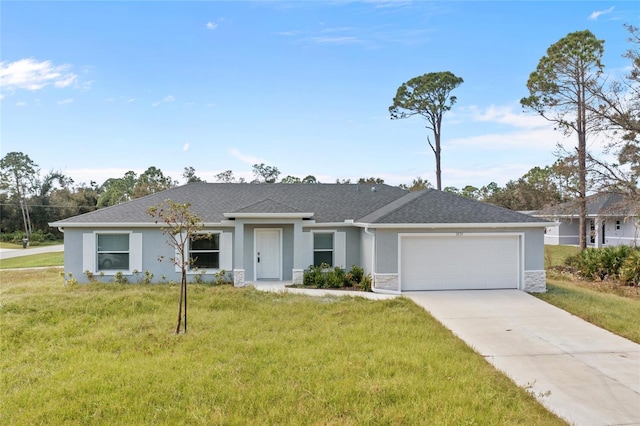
<box><xmin>400</xmin><ymin>235</ymin><xmax>519</xmax><ymax>291</ymax></box>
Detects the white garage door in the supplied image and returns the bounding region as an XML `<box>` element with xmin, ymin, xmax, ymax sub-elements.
<box><xmin>400</xmin><ymin>234</ymin><xmax>520</xmax><ymax>291</ymax></box>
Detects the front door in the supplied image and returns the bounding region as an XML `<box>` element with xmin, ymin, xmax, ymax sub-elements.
<box><xmin>255</xmin><ymin>229</ymin><xmax>281</xmax><ymax>280</ymax></box>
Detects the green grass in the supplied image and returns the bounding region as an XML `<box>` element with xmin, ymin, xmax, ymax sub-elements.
<box><xmin>544</xmin><ymin>244</ymin><xmax>580</xmax><ymax>267</ymax></box>
<box><xmin>0</xmin><ymin>252</ymin><xmax>64</xmax><ymax>269</ymax></box>
<box><xmin>1</xmin><ymin>269</ymin><xmax>563</xmax><ymax>425</ymax></box>
<box><xmin>537</xmin><ymin>278</ymin><xmax>640</xmax><ymax>344</ymax></box>
<box><xmin>0</xmin><ymin>240</ymin><xmax>62</xmax><ymax>249</ymax></box>
<box><xmin>0</xmin><ymin>242</ymin><xmax>21</xmax><ymax>249</ymax></box>
<box><xmin>540</xmin><ymin>244</ymin><xmax>640</xmax><ymax>343</ymax></box>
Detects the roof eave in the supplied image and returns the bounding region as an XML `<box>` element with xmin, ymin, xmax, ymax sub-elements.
<box><xmin>49</xmin><ymin>221</ymin><xmax>233</xmax><ymax>229</ymax></box>
<box><xmin>353</xmin><ymin>221</ymin><xmax>555</xmax><ymax>229</ymax></box>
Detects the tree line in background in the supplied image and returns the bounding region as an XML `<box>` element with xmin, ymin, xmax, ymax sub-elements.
<box><xmin>0</xmin><ymin>150</ymin><xmax>576</xmax><ymax>241</ymax></box>
<box><xmin>1</xmin><ymin>26</ymin><xmax>637</xmax><ymax>248</ymax></box>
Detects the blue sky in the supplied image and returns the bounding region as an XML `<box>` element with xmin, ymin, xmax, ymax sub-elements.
<box><xmin>1</xmin><ymin>1</ymin><xmax>637</xmax><ymax>189</ymax></box>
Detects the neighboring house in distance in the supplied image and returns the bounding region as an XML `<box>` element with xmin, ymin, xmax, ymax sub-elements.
<box><xmin>535</xmin><ymin>192</ymin><xmax>640</xmax><ymax>248</ymax></box>
<box><xmin>50</xmin><ymin>183</ymin><xmax>551</xmax><ymax>292</ymax></box>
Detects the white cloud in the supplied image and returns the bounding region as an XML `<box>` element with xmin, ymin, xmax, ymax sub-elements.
<box><xmin>462</xmin><ymin>104</ymin><xmax>548</xmax><ymax>129</ymax></box>
<box><xmin>182</xmin><ymin>143</ymin><xmax>190</xmax><ymax>151</ymax></box>
<box><xmin>448</xmin><ymin>128</ymin><xmax>558</xmax><ymax>151</ymax></box>
<box><xmin>127</xmin><ymin>98</ymin><xmax>135</xmax><ymax>103</ymax></box>
<box><xmin>229</xmin><ymin>148</ymin><xmax>266</xmax><ymax>165</ymax></box>
<box><xmin>589</xmin><ymin>6</ymin><xmax>615</xmax><ymax>20</ymax></box>
<box><xmin>16</xmin><ymin>101</ymin><xmax>27</xmax><ymax>107</ymax></box>
<box><xmin>206</xmin><ymin>21</ymin><xmax>218</xmax><ymax>30</ymax></box>
<box><xmin>0</xmin><ymin>58</ymin><xmax>78</xmax><ymax>91</ymax></box>
<box><xmin>274</xmin><ymin>31</ymin><xmax>302</xmax><ymax>37</ymax></box>
<box><xmin>57</xmin><ymin>98</ymin><xmax>74</xmax><ymax>105</ymax></box>
<box><xmin>305</xmin><ymin>36</ymin><xmax>361</xmax><ymax>45</ymax></box>
<box><xmin>152</xmin><ymin>95</ymin><xmax>175</xmax><ymax>106</ymax></box>
<box><xmin>472</xmin><ymin>104</ymin><xmax>610</xmax><ymax>154</ymax></box>
<box><xmin>446</xmin><ymin>104</ymin><xmax>565</xmax><ymax>152</ymax></box>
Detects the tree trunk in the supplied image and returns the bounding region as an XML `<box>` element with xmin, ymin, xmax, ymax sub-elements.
<box><xmin>578</xmin><ymin>73</ymin><xmax>588</xmax><ymax>251</ymax></box>
<box><xmin>432</xmin><ymin>131</ymin><xmax>443</xmax><ymax>191</ymax></box>
<box><xmin>175</xmin><ymin>269</ymin><xmax>185</xmax><ymax>334</ymax></box>
<box><xmin>183</xmin><ymin>276</ymin><xmax>188</xmax><ymax>334</ymax></box>
<box><xmin>578</xmin><ymin>132</ymin><xmax>587</xmax><ymax>251</ymax></box>
<box><xmin>24</xmin><ymin>200</ymin><xmax>33</xmax><ymax>238</ymax></box>
<box><xmin>435</xmin><ymin>149</ymin><xmax>442</xmax><ymax>191</ymax></box>
<box><xmin>19</xmin><ymin>199</ymin><xmax>29</xmax><ymax>238</ymax></box>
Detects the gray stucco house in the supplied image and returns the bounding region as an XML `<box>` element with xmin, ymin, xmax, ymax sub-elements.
<box><xmin>50</xmin><ymin>183</ymin><xmax>550</xmax><ymax>292</ymax></box>
<box><xmin>536</xmin><ymin>192</ymin><xmax>640</xmax><ymax>248</ymax></box>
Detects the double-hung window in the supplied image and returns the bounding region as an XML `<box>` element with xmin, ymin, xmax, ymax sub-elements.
<box><xmin>97</xmin><ymin>233</ymin><xmax>130</xmax><ymax>271</ymax></box>
<box><xmin>313</xmin><ymin>232</ymin><xmax>334</xmax><ymax>267</ymax></box>
<box><xmin>189</xmin><ymin>233</ymin><xmax>220</xmax><ymax>269</ymax></box>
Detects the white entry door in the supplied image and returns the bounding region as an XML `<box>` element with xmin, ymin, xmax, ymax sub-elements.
<box><xmin>255</xmin><ymin>229</ymin><xmax>281</xmax><ymax>280</ymax></box>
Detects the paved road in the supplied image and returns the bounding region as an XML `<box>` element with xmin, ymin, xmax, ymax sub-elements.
<box><xmin>0</xmin><ymin>244</ymin><xmax>64</xmax><ymax>260</ymax></box>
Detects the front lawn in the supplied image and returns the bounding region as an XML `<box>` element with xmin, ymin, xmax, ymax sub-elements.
<box><xmin>1</xmin><ymin>269</ymin><xmax>563</xmax><ymax>425</ymax></box>
<box><xmin>544</xmin><ymin>244</ymin><xmax>580</xmax><ymax>267</ymax></box>
<box><xmin>538</xmin><ymin>278</ymin><xmax>640</xmax><ymax>344</ymax></box>
<box><xmin>541</xmin><ymin>245</ymin><xmax>640</xmax><ymax>344</ymax></box>
<box><xmin>0</xmin><ymin>252</ymin><xmax>64</xmax><ymax>269</ymax></box>
<box><xmin>0</xmin><ymin>240</ymin><xmax>62</xmax><ymax>249</ymax></box>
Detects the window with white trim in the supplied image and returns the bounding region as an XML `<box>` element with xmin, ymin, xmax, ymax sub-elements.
<box><xmin>313</xmin><ymin>232</ymin><xmax>334</xmax><ymax>267</ymax></box>
<box><xmin>189</xmin><ymin>233</ymin><xmax>220</xmax><ymax>269</ymax></box>
<box><xmin>97</xmin><ymin>233</ymin><xmax>130</xmax><ymax>271</ymax></box>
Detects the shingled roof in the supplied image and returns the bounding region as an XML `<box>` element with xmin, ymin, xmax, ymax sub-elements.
<box><xmin>359</xmin><ymin>189</ymin><xmax>544</xmax><ymax>224</ymax></box>
<box><xmin>536</xmin><ymin>192</ymin><xmax>640</xmax><ymax>218</ymax></box>
<box><xmin>51</xmin><ymin>183</ymin><xmax>548</xmax><ymax>226</ymax></box>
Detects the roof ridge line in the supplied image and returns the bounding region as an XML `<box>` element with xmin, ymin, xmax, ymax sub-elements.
<box><xmin>356</xmin><ymin>190</ymin><xmax>427</xmax><ymax>223</ymax></box>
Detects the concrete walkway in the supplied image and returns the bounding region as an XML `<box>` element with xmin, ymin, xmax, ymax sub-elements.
<box><xmin>252</xmin><ymin>283</ymin><xmax>640</xmax><ymax>426</ymax></box>
<box><xmin>0</xmin><ymin>244</ymin><xmax>63</xmax><ymax>260</ymax></box>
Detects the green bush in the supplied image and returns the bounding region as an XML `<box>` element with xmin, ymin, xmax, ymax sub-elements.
<box><xmin>566</xmin><ymin>245</ymin><xmax>637</xmax><ymax>282</ymax></box>
<box><xmin>346</xmin><ymin>265</ymin><xmax>364</xmax><ymax>286</ymax></box>
<box><xmin>619</xmin><ymin>251</ymin><xmax>640</xmax><ymax>285</ymax></box>
<box><xmin>303</xmin><ymin>264</ymin><xmax>328</xmax><ymax>287</ymax></box>
<box><xmin>0</xmin><ymin>230</ymin><xmax>57</xmax><ymax>244</ymax></box>
<box><xmin>301</xmin><ymin>264</ymin><xmax>371</xmax><ymax>291</ymax></box>
<box><xmin>325</xmin><ymin>267</ymin><xmax>345</xmax><ymax>288</ymax></box>
<box><xmin>358</xmin><ymin>274</ymin><xmax>372</xmax><ymax>292</ymax></box>
<box><xmin>113</xmin><ymin>271</ymin><xmax>128</xmax><ymax>284</ymax></box>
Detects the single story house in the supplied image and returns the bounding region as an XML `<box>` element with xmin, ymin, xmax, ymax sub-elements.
<box><xmin>50</xmin><ymin>183</ymin><xmax>551</xmax><ymax>293</ymax></box>
<box><xmin>535</xmin><ymin>192</ymin><xmax>640</xmax><ymax>248</ymax></box>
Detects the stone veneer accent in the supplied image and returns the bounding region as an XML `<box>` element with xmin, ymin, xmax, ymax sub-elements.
<box><xmin>233</xmin><ymin>269</ymin><xmax>245</xmax><ymax>288</ymax></box>
<box><xmin>524</xmin><ymin>270</ymin><xmax>546</xmax><ymax>293</ymax></box>
<box><xmin>374</xmin><ymin>273</ymin><xmax>399</xmax><ymax>292</ymax></box>
<box><xmin>292</xmin><ymin>269</ymin><xmax>304</xmax><ymax>285</ymax></box>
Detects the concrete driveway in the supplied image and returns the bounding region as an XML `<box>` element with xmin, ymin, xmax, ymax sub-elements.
<box><xmin>406</xmin><ymin>290</ymin><xmax>640</xmax><ymax>426</ymax></box>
